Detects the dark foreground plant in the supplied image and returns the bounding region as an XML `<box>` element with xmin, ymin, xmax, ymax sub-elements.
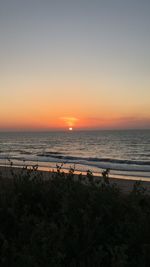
<box><xmin>0</xmin><ymin>170</ymin><xmax>150</xmax><ymax>267</ymax></box>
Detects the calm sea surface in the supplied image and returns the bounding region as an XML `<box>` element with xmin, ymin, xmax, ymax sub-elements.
<box><xmin>0</xmin><ymin>130</ymin><xmax>150</xmax><ymax>179</ymax></box>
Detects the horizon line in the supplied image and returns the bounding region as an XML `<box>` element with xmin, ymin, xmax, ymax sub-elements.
<box><xmin>0</xmin><ymin>128</ymin><xmax>150</xmax><ymax>133</ymax></box>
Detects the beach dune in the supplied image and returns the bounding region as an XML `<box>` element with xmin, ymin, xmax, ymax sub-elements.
<box><xmin>0</xmin><ymin>166</ymin><xmax>150</xmax><ymax>194</ymax></box>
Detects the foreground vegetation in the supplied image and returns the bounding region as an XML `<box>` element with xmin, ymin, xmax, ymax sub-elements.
<box><xmin>0</xmin><ymin>169</ymin><xmax>150</xmax><ymax>266</ymax></box>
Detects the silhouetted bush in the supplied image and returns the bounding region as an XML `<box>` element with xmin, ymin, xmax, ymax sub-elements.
<box><xmin>0</xmin><ymin>171</ymin><xmax>150</xmax><ymax>266</ymax></box>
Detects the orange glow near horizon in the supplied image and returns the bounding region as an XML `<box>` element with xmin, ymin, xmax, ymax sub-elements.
<box><xmin>0</xmin><ymin>85</ymin><xmax>150</xmax><ymax>130</ymax></box>
<box><xmin>1</xmin><ymin>78</ymin><xmax>150</xmax><ymax>131</ymax></box>
<box><xmin>1</xmin><ymin>111</ymin><xmax>150</xmax><ymax>131</ymax></box>
<box><xmin>61</xmin><ymin>117</ymin><xmax>79</xmax><ymax>128</ymax></box>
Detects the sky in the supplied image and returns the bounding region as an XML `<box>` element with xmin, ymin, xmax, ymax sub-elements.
<box><xmin>0</xmin><ymin>0</ymin><xmax>150</xmax><ymax>130</ymax></box>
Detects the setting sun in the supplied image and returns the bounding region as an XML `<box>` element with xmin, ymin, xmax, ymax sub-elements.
<box><xmin>60</xmin><ymin>117</ymin><xmax>78</xmax><ymax>129</ymax></box>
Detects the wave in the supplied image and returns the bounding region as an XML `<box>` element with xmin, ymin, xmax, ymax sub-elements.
<box><xmin>38</xmin><ymin>152</ymin><xmax>63</xmax><ymax>156</ymax></box>
<box><xmin>0</xmin><ymin>152</ymin><xmax>150</xmax><ymax>174</ymax></box>
<box><xmin>0</xmin><ymin>149</ymin><xmax>32</xmax><ymax>155</ymax></box>
<box><xmin>37</xmin><ymin>153</ymin><xmax>150</xmax><ymax>167</ymax></box>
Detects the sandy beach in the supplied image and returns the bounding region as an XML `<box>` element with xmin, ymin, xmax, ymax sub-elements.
<box><xmin>0</xmin><ymin>165</ymin><xmax>150</xmax><ymax>194</ymax></box>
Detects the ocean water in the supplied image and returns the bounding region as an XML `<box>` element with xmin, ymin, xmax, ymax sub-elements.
<box><xmin>0</xmin><ymin>130</ymin><xmax>150</xmax><ymax>180</ymax></box>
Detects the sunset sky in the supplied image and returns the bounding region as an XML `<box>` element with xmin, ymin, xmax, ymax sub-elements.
<box><xmin>0</xmin><ymin>0</ymin><xmax>150</xmax><ymax>130</ymax></box>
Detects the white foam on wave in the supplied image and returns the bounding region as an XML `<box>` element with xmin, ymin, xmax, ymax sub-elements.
<box><xmin>0</xmin><ymin>153</ymin><xmax>150</xmax><ymax>179</ymax></box>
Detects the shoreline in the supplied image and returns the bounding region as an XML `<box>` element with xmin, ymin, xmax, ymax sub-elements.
<box><xmin>1</xmin><ymin>165</ymin><xmax>150</xmax><ymax>194</ymax></box>
<box><xmin>1</xmin><ymin>162</ymin><xmax>150</xmax><ymax>181</ymax></box>
<box><xmin>0</xmin><ymin>162</ymin><xmax>150</xmax><ymax>181</ymax></box>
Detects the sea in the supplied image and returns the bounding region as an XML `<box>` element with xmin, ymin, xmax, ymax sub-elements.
<box><xmin>0</xmin><ymin>130</ymin><xmax>150</xmax><ymax>180</ymax></box>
